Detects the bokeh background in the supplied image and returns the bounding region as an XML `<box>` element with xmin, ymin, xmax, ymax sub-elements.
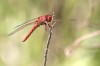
<box><xmin>0</xmin><ymin>0</ymin><xmax>100</xmax><ymax>66</ymax></box>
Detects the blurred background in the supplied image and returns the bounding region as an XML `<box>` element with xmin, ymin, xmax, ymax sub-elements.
<box><xmin>0</xmin><ymin>0</ymin><xmax>100</xmax><ymax>66</ymax></box>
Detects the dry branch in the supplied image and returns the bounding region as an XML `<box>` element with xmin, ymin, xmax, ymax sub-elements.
<box><xmin>65</xmin><ymin>30</ymin><xmax>100</xmax><ymax>56</ymax></box>
<box><xmin>43</xmin><ymin>28</ymin><xmax>52</xmax><ymax>66</ymax></box>
<box><xmin>43</xmin><ymin>21</ymin><xmax>56</xmax><ymax>66</ymax></box>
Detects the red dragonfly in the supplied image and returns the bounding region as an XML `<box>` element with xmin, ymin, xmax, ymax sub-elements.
<box><xmin>9</xmin><ymin>12</ymin><xmax>55</xmax><ymax>42</ymax></box>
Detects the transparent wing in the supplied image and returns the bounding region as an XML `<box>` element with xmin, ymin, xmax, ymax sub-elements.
<box><xmin>13</xmin><ymin>18</ymin><xmax>37</xmax><ymax>29</ymax></box>
<box><xmin>8</xmin><ymin>20</ymin><xmax>36</xmax><ymax>36</ymax></box>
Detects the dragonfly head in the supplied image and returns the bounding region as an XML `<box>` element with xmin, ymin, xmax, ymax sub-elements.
<box><xmin>45</xmin><ymin>15</ymin><xmax>52</xmax><ymax>22</ymax></box>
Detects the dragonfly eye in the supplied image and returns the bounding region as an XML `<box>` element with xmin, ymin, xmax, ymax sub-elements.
<box><xmin>46</xmin><ymin>15</ymin><xmax>52</xmax><ymax>22</ymax></box>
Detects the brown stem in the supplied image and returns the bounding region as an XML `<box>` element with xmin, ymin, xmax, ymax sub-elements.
<box><xmin>43</xmin><ymin>28</ymin><xmax>52</xmax><ymax>66</ymax></box>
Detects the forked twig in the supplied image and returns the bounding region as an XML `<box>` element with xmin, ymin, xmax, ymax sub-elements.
<box><xmin>43</xmin><ymin>22</ymin><xmax>56</xmax><ymax>66</ymax></box>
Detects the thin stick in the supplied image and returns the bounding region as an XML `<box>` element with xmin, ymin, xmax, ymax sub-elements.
<box><xmin>43</xmin><ymin>28</ymin><xmax>52</xmax><ymax>66</ymax></box>
<box><xmin>43</xmin><ymin>21</ymin><xmax>56</xmax><ymax>66</ymax></box>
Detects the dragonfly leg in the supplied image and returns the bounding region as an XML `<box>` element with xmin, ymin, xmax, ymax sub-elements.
<box><xmin>44</xmin><ymin>23</ymin><xmax>48</xmax><ymax>31</ymax></box>
<box><xmin>44</xmin><ymin>21</ymin><xmax>52</xmax><ymax>29</ymax></box>
<box><xmin>44</xmin><ymin>21</ymin><xmax>55</xmax><ymax>33</ymax></box>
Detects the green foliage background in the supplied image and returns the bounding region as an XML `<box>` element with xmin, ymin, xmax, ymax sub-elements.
<box><xmin>0</xmin><ymin>0</ymin><xmax>100</xmax><ymax>66</ymax></box>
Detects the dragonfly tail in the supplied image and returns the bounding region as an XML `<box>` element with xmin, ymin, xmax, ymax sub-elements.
<box><xmin>22</xmin><ymin>24</ymin><xmax>39</xmax><ymax>42</ymax></box>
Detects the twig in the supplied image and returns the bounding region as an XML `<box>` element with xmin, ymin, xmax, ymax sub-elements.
<box><xmin>43</xmin><ymin>21</ymin><xmax>56</xmax><ymax>66</ymax></box>
<box><xmin>43</xmin><ymin>28</ymin><xmax>52</xmax><ymax>66</ymax></box>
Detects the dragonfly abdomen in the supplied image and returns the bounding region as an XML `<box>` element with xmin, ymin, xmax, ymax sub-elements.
<box><xmin>22</xmin><ymin>23</ymin><xmax>39</xmax><ymax>42</ymax></box>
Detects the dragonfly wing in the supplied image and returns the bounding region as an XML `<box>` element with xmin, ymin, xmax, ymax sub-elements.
<box><xmin>13</xmin><ymin>18</ymin><xmax>37</xmax><ymax>29</ymax></box>
<box><xmin>8</xmin><ymin>21</ymin><xmax>36</xmax><ymax>36</ymax></box>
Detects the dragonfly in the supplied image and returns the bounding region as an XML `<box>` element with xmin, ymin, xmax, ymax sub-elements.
<box><xmin>9</xmin><ymin>12</ymin><xmax>56</xmax><ymax>42</ymax></box>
